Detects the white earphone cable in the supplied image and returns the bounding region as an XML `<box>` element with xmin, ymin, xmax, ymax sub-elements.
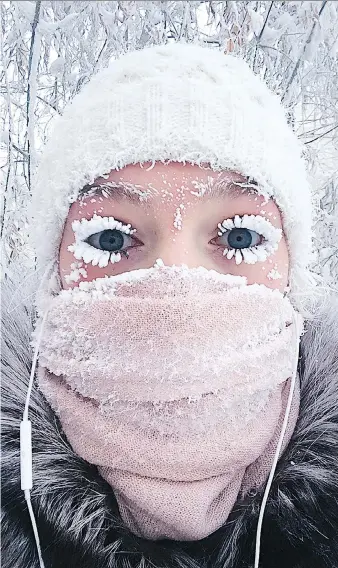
<box><xmin>254</xmin><ymin>309</ymin><xmax>301</xmax><ymax>568</ymax></box>
<box><xmin>24</xmin><ymin>489</ymin><xmax>46</xmax><ymax>568</ymax></box>
<box><xmin>20</xmin><ymin>261</ymin><xmax>55</xmax><ymax>568</ymax></box>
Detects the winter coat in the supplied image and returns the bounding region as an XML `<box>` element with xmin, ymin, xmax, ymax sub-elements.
<box><xmin>2</xmin><ymin>267</ymin><xmax>338</xmax><ymax>568</ymax></box>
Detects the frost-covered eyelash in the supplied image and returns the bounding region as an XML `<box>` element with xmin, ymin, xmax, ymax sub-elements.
<box><xmin>217</xmin><ymin>214</ymin><xmax>282</xmax><ymax>265</ymax></box>
<box><xmin>67</xmin><ymin>213</ymin><xmax>136</xmax><ymax>268</ymax></box>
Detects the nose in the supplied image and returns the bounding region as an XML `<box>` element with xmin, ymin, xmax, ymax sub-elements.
<box><xmin>152</xmin><ymin>235</ymin><xmax>215</xmax><ymax>270</ymax></box>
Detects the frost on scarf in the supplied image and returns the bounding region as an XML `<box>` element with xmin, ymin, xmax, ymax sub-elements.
<box><xmin>32</xmin><ymin>265</ymin><xmax>303</xmax><ymax>541</ymax></box>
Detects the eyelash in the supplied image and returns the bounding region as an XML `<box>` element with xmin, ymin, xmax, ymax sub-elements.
<box><xmin>68</xmin><ymin>213</ymin><xmax>282</xmax><ymax>268</ymax></box>
<box><xmin>68</xmin><ymin>214</ymin><xmax>137</xmax><ymax>268</ymax></box>
<box><xmin>216</xmin><ymin>214</ymin><xmax>282</xmax><ymax>265</ymax></box>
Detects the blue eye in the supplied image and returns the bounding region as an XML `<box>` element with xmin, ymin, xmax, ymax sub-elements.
<box><xmin>221</xmin><ymin>227</ymin><xmax>262</xmax><ymax>250</ymax></box>
<box><xmin>216</xmin><ymin>214</ymin><xmax>282</xmax><ymax>265</ymax></box>
<box><xmin>85</xmin><ymin>229</ymin><xmax>134</xmax><ymax>253</ymax></box>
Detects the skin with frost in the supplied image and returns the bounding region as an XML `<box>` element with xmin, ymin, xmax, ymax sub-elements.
<box><xmin>59</xmin><ymin>161</ymin><xmax>289</xmax><ymax>292</ymax></box>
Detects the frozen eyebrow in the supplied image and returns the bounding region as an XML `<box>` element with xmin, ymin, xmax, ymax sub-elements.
<box><xmin>78</xmin><ymin>181</ymin><xmax>152</xmax><ymax>205</ymax></box>
<box><xmin>78</xmin><ymin>176</ymin><xmax>259</xmax><ymax>203</ymax></box>
<box><xmin>195</xmin><ymin>176</ymin><xmax>259</xmax><ymax>200</ymax></box>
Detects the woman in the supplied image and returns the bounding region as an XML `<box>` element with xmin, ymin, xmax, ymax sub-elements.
<box><xmin>2</xmin><ymin>42</ymin><xmax>338</xmax><ymax>568</ymax></box>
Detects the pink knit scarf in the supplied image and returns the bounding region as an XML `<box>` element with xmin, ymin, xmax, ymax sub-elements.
<box><xmin>35</xmin><ymin>266</ymin><xmax>302</xmax><ymax>541</ymax></box>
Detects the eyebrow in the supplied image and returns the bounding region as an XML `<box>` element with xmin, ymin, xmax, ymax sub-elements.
<box><xmin>79</xmin><ymin>182</ymin><xmax>149</xmax><ymax>204</ymax></box>
<box><xmin>204</xmin><ymin>177</ymin><xmax>259</xmax><ymax>200</ymax></box>
<box><xmin>78</xmin><ymin>176</ymin><xmax>259</xmax><ymax>204</ymax></box>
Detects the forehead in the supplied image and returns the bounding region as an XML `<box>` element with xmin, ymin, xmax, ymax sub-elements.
<box><xmin>78</xmin><ymin>162</ymin><xmax>260</xmax><ymax>205</ymax></box>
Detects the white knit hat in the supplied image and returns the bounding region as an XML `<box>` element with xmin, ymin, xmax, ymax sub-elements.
<box><xmin>29</xmin><ymin>41</ymin><xmax>314</xmax><ymax>308</ymax></box>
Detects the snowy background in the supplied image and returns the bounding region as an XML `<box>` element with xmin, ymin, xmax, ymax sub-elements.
<box><xmin>1</xmin><ymin>1</ymin><xmax>337</xmax><ymax>289</ymax></box>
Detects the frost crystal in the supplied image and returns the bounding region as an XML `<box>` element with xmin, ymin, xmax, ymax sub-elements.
<box><xmin>154</xmin><ymin>258</ymin><xmax>165</xmax><ymax>268</ymax></box>
<box><xmin>267</xmin><ymin>268</ymin><xmax>282</xmax><ymax>280</ymax></box>
<box><xmin>173</xmin><ymin>207</ymin><xmax>183</xmax><ymax>230</ymax></box>
<box><xmin>64</xmin><ymin>261</ymin><xmax>88</xmax><ymax>284</ymax></box>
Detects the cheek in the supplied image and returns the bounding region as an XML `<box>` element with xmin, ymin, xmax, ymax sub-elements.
<box><xmin>222</xmin><ymin>237</ymin><xmax>289</xmax><ymax>292</ymax></box>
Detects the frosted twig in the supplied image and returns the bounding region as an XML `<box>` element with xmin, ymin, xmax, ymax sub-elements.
<box><xmin>281</xmin><ymin>1</ymin><xmax>328</xmax><ymax>103</ymax></box>
<box><xmin>26</xmin><ymin>0</ymin><xmax>42</xmax><ymax>194</ymax></box>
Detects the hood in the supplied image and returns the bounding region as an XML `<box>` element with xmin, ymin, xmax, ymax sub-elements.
<box><xmin>2</xmin><ymin>263</ymin><xmax>338</xmax><ymax>568</ymax></box>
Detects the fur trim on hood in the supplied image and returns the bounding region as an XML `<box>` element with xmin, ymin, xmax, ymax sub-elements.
<box><xmin>2</xmin><ymin>265</ymin><xmax>338</xmax><ymax>568</ymax></box>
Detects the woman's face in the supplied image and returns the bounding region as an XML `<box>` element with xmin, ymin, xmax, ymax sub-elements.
<box><xmin>59</xmin><ymin>162</ymin><xmax>289</xmax><ymax>291</ymax></box>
